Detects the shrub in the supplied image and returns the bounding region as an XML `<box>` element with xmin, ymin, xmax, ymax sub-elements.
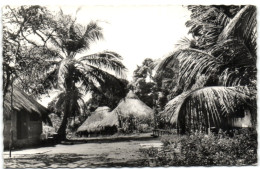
<box><xmin>140</xmin><ymin>129</ymin><xmax>257</xmax><ymax>166</ymax></box>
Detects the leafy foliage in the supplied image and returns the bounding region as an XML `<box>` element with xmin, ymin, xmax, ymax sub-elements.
<box><xmin>3</xmin><ymin>6</ymin><xmax>128</xmax><ymax>139</ymax></box>
<box><xmin>141</xmin><ymin>129</ymin><xmax>257</xmax><ymax>166</ymax></box>
<box><xmin>85</xmin><ymin>78</ymin><xmax>129</xmax><ymax>110</ymax></box>
<box><xmin>2</xmin><ymin>6</ymin><xmax>59</xmax><ymax>96</ymax></box>
<box><xmin>157</xmin><ymin>5</ymin><xmax>257</xmax><ymax>133</ymax></box>
<box><xmin>132</xmin><ymin>58</ymin><xmax>174</xmax><ymax>109</ymax></box>
<box><xmin>186</xmin><ymin>5</ymin><xmax>243</xmax><ymax>49</ymax></box>
<box><xmin>131</xmin><ymin>58</ymin><xmax>156</xmax><ymax>108</ymax></box>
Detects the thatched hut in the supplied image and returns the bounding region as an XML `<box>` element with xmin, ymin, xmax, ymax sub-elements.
<box><xmin>227</xmin><ymin>109</ymin><xmax>253</xmax><ymax>128</ymax></box>
<box><xmin>76</xmin><ymin>106</ymin><xmax>118</xmax><ymax>137</ymax></box>
<box><xmin>160</xmin><ymin>89</ymin><xmax>256</xmax><ymax>134</ymax></box>
<box><xmin>112</xmin><ymin>91</ymin><xmax>154</xmax><ymax>133</ymax></box>
<box><xmin>3</xmin><ymin>87</ymin><xmax>52</xmax><ymax>148</ymax></box>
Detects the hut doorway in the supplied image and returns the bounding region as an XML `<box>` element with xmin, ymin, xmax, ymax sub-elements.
<box><xmin>17</xmin><ymin>111</ymin><xmax>28</xmax><ymax>139</ymax></box>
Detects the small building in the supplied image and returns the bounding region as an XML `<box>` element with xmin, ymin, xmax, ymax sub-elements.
<box><xmin>227</xmin><ymin>109</ymin><xmax>253</xmax><ymax>128</ymax></box>
<box><xmin>111</xmin><ymin>91</ymin><xmax>154</xmax><ymax>133</ymax></box>
<box><xmin>161</xmin><ymin>102</ymin><xmax>255</xmax><ymax>134</ymax></box>
<box><xmin>3</xmin><ymin>87</ymin><xmax>52</xmax><ymax>149</ymax></box>
<box><xmin>76</xmin><ymin>106</ymin><xmax>118</xmax><ymax>137</ymax></box>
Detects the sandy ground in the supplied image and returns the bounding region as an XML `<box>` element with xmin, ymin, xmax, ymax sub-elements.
<box><xmin>3</xmin><ymin>139</ymin><xmax>162</xmax><ymax>168</ymax></box>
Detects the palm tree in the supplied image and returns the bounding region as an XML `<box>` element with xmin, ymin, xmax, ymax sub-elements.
<box><xmin>40</xmin><ymin>10</ymin><xmax>127</xmax><ymax>139</ymax></box>
<box><xmin>157</xmin><ymin>5</ymin><xmax>256</xmax><ymax>133</ymax></box>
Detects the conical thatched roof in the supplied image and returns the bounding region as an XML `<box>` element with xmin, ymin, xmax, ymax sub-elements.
<box><xmin>77</xmin><ymin>106</ymin><xmax>118</xmax><ymax>133</ymax></box>
<box><xmin>112</xmin><ymin>91</ymin><xmax>154</xmax><ymax>119</ymax></box>
<box><xmin>3</xmin><ymin>86</ymin><xmax>52</xmax><ymax>126</ymax></box>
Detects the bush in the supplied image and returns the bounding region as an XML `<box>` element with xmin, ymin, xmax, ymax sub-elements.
<box><xmin>140</xmin><ymin>129</ymin><xmax>257</xmax><ymax>166</ymax></box>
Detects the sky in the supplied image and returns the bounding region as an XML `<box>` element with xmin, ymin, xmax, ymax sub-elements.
<box><xmin>48</xmin><ymin>5</ymin><xmax>191</xmax><ymax>81</ymax></box>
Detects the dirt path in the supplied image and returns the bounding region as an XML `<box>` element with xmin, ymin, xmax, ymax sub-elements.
<box><xmin>3</xmin><ymin>139</ymin><xmax>162</xmax><ymax>168</ymax></box>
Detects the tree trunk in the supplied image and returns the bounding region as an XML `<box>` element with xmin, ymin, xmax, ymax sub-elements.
<box><xmin>56</xmin><ymin>114</ymin><xmax>68</xmax><ymax>140</ymax></box>
<box><xmin>56</xmin><ymin>98</ymin><xmax>70</xmax><ymax>141</ymax></box>
<box><xmin>56</xmin><ymin>67</ymin><xmax>77</xmax><ymax>140</ymax></box>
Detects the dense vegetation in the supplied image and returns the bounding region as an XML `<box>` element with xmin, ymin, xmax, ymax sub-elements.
<box><xmin>157</xmin><ymin>5</ymin><xmax>257</xmax><ymax>133</ymax></box>
<box><xmin>3</xmin><ymin>6</ymin><xmax>128</xmax><ymax>140</ymax></box>
<box><xmin>139</xmin><ymin>5</ymin><xmax>257</xmax><ymax>167</ymax></box>
<box><xmin>141</xmin><ymin>129</ymin><xmax>257</xmax><ymax>166</ymax></box>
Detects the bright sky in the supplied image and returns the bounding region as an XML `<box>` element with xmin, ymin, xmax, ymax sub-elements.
<box><xmin>48</xmin><ymin>5</ymin><xmax>191</xmax><ymax>81</ymax></box>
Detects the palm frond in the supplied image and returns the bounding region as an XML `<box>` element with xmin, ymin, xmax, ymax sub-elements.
<box><xmin>190</xmin><ymin>75</ymin><xmax>208</xmax><ymax>90</ymax></box>
<box><xmin>186</xmin><ymin>6</ymin><xmax>231</xmax><ymax>49</ymax></box>
<box><xmin>155</xmin><ymin>51</ymin><xmax>179</xmax><ymax>77</ymax></box>
<box><xmin>74</xmin><ymin>61</ymin><xmax>127</xmax><ymax>93</ymax></box>
<box><xmin>187</xmin><ymin>6</ymin><xmax>231</xmax><ymax>28</ymax></box>
<box><xmin>78</xmin><ymin>51</ymin><xmax>126</xmax><ymax>77</ymax></box>
<box><xmin>83</xmin><ymin>21</ymin><xmax>104</xmax><ymax>41</ymax></box>
<box><xmin>216</xmin><ymin>9</ymin><xmax>231</xmax><ymax>27</ymax></box>
<box><xmin>188</xmin><ymin>5</ymin><xmax>212</xmax><ymax>20</ymax></box>
<box><xmin>71</xmin><ymin>21</ymin><xmax>104</xmax><ymax>53</ymax></box>
<box><xmin>219</xmin><ymin>67</ymin><xmax>256</xmax><ymax>87</ymax></box>
<box><xmin>58</xmin><ymin>59</ymin><xmax>71</xmax><ymax>90</ymax></box>
<box><xmin>57</xmin><ymin>59</ymin><xmax>103</xmax><ymax>92</ymax></box>
<box><xmin>69</xmin><ymin>24</ymin><xmax>80</xmax><ymax>40</ymax></box>
<box><xmin>177</xmin><ymin>48</ymin><xmax>223</xmax><ymax>90</ymax></box>
<box><xmin>51</xmin><ymin>89</ymin><xmax>83</xmax><ymax>118</ymax></box>
<box><xmin>210</xmin><ymin>39</ymin><xmax>256</xmax><ymax>66</ymax></box>
<box><xmin>218</xmin><ymin>5</ymin><xmax>256</xmax><ymax>58</ymax></box>
<box><xmin>175</xmin><ymin>37</ymin><xmax>198</xmax><ymax>49</ymax></box>
<box><xmin>161</xmin><ymin>86</ymin><xmax>256</xmax><ymax>133</ymax></box>
<box><xmin>55</xmin><ymin>92</ymin><xmax>67</xmax><ymax>111</ymax></box>
<box><xmin>156</xmin><ymin>48</ymin><xmax>222</xmax><ymax>91</ymax></box>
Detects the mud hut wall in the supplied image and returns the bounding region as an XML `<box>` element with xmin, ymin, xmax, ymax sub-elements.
<box><xmin>3</xmin><ymin>121</ymin><xmax>12</xmax><ymax>147</ymax></box>
<box><xmin>28</xmin><ymin>120</ymin><xmax>43</xmax><ymax>139</ymax></box>
<box><xmin>4</xmin><ymin>110</ymin><xmax>43</xmax><ymax>148</ymax></box>
<box><xmin>3</xmin><ymin>110</ymin><xmax>17</xmax><ymax>147</ymax></box>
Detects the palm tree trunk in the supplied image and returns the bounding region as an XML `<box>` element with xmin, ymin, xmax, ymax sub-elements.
<box><xmin>57</xmin><ymin>113</ymin><xmax>68</xmax><ymax>140</ymax></box>
<box><xmin>57</xmin><ymin>98</ymin><xmax>70</xmax><ymax>140</ymax></box>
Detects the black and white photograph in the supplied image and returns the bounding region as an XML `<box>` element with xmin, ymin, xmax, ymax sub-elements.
<box><xmin>1</xmin><ymin>0</ymin><xmax>258</xmax><ymax>168</ymax></box>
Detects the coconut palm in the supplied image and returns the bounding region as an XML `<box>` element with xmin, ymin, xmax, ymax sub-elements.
<box><xmin>39</xmin><ymin>11</ymin><xmax>127</xmax><ymax>139</ymax></box>
<box><xmin>157</xmin><ymin>5</ymin><xmax>256</xmax><ymax>133</ymax></box>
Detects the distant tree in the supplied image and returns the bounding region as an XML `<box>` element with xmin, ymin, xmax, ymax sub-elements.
<box><xmin>154</xmin><ymin>57</ymin><xmax>178</xmax><ymax>100</ymax></box>
<box><xmin>132</xmin><ymin>58</ymin><xmax>176</xmax><ymax>109</ymax></box>
<box><xmin>131</xmin><ymin>58</ymin><xmax>156</xmax><ymax>108</ymax></box>
<box><xmin>86</xmin><ymin>79</ymin><xmax>129</xmax><ymax>110</ymax></box>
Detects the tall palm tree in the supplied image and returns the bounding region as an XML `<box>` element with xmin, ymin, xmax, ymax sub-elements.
<box><xmin>157</xmin><ymin>5</ymin><xmax>256</xmax><ymax>133</ymax></box>
<box><xmin>40</xmin><ymin>10</ymin><xmax>127</xmax><ymax>139</ymax></box>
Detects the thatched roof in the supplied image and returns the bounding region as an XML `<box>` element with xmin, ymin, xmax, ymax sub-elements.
<box><xmin>3</xmin><ymin>86</ymin><xmax>52</xmax><ymax>126</ymax></box>
<box><xmin>112</xmin><ymin>91</ymin><xmax>154</xmax><ymax>119</ymax></box>
<box><xmin>77</xmin><ymin>106</ymin><xmax>118</xmax><ymax>133</ymax></box>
